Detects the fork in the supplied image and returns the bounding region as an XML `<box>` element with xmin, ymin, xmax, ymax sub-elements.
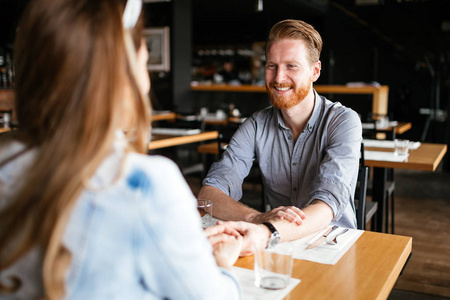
<box><xmin>326</xmin><ymin>228</ymin><xmax>349</xmax><ymax>245</ymax></box>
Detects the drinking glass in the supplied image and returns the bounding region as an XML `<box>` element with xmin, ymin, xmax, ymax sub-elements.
<box><xmin>197</xmin><ymin>200</ymin><xmax>213</xmax><ymax>228</ymax></box>
<box><xmin>394</xmin><ymin>139</ymin><xmax>409</xmax><ymax>156</ymax></box>
<box><xmin>254</xmin><ymin>243</ymin><xmax>293</xmax><ymax>290</ymax></box>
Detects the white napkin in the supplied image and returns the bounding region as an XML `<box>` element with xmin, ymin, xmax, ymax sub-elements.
<box><xmin>232</xmin><ymin>267</ymin><xmax>300</xmax><ymax>300</ymax></box>
<box><xmin>287</xmin><ymin>228</ymin><xmax>363</xmax><ymax>265</ymax></box>
<box><xmin>364</xmin><ymin>150</ymin><xmax>408</xmax><ymax>162</ymax></box>
<box><xmin>151</xmin><ymin>128</ymin><xmax>201</xmax><ymax>136</ymax></box>
<box><xmin>362</xmin><ymin>121</ymin><xmax>398</xmax><ymax>129</ymax></box>
<box><xmin>363</xmin><ymin>139</ymin><xmax>421</xmax><ymax>150</ymax></box>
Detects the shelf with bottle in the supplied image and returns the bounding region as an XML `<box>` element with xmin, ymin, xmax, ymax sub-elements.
<box><xmin>191</xmin><ymin>41</ymin><xmax>266</xmax><ymax>86</ymax></box>
<box><xmin>0</xmin><ymin>47</ymin><xmax>15</xmax><ymax>89</ymax></box>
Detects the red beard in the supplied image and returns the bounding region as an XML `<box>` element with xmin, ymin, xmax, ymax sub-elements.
<box><xmin>267</xmin><ymin>81</ymin><xmax>311</xmax><ymax>109</ymax></box>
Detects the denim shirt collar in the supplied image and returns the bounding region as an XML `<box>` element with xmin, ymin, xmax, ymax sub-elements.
<box><xmin>88</xmin><ymin>130</ymin><xmax>127</xmax><ymax>190</ymax></box>
<box><xmin>275</xmin><ymin>89</ymin><xmax>322</xmax><ymax>133</ymax></box>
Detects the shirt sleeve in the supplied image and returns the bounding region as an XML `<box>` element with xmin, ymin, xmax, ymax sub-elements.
<box><xmin>135</xmin><ymin>156</ymin><xmax>241</xmax><ymax>300</ymax></box>
<box><xmin>309</xmin><ymin>107</ymin><xmax>362</xmax><ymax>221</ymax></box>
<box><xmin>202</xmin><ymin>117</ymin><xmax>257</xmax><ymax>200</ymax></box>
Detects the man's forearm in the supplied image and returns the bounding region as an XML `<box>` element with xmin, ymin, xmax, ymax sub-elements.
<box><xmin>197</xmin><ymin>185</ymin><xmax>260</xmax><ymax>222</ymax></box>
<box><xmin>272</xmin><ymin>200</ymin><xmax>334</xmax><ymax>242</ymax></box>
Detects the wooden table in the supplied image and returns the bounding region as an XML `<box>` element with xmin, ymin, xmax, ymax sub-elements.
<box><xmin>148</xmin><ymin>131</ymin><xmax>219</xmax><ymax>150</ymax></box>
<box><xmin>362</xmin><ymin>121</ymin><xmax>411</xmax><ymax>140</ymax></box>
<box><xmin>191</xmin><ymin>84</ymin><xmax>389</xmax><ymax>118</ymax></box>
<box><xmin>151</xmin><ymin>111</ymin><xmax>177</xmax><ymax>122</ymax></box>
<box><xmin>365</xmin><ymin>143</ymin><xmax>447</xmax><ymax>232</ymax></box>
<box><xmin>235</xmin><ymin>231</ymin><xmax>412</xmax><ymax>300</ymax></box>
<box><xmin>393</xmin><ymin>122</ymin><xmax>412</xmax><ymax>135</ymax></box>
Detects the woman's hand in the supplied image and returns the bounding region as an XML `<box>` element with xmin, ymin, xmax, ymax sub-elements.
<box><xmin>217</xmin><ymin>221</ymin><xmax>270</xmax><ymax>257</ymax></box>
<box><xmin>205</xmin><ymin>224</ymin><xmax>243</xmax><ymax>270</ymax></box>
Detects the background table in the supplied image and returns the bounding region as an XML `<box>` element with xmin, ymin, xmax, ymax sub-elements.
<box><xmin>234</xmin><ymin>231</ymin><xmax>412</xmax><ymax>300</ymax></box>
<box><xmin>365</xmin><ymin>143</ymin><xmax>447</xmax><ymax>232</ymax></box>
<box><xmin>148</xmin><ymin>131</ymin><xmax>219</xmax><ymax>150</ymax></box>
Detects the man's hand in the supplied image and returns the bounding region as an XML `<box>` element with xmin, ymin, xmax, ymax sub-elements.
<box><xmin>217</xmin><ymin>221</ymin><xmax>271</xmax><ymax>256</ymax></box>
<box><xmin>248</xmin><ymin>206</ymin><xmax>306</xmax><ymax>225</ymax></box>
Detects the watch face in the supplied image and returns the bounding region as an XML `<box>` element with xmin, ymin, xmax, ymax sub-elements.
<box><xmin>268</xmin><ymin>231</ymin><xmax>281</xmax><ymax>248</ymax></box>
<box><xmin>269</xmin><ymin>235</ymin><xmax>280</xmax><ymax>248</ymax></box>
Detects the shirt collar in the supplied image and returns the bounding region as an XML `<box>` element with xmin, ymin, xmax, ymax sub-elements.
<box><xmin>274</xmin><ymin>89</ymin><xmax>322</xmax><ymax>132</ymax></box>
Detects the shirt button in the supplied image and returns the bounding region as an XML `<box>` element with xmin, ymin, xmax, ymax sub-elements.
<box><xmin>288</xmin><ymin>136</ymin><xmax>293</xmax><ymax>140</ymax></box>
<box><xmin>293</xmin><ymin>187</ymin><xmax>297</xmax><ymax>191</ymax></box>
<box><xmin>292</xmin><ymin>162</ymin><xmax>297</xmax><ymax>166</ymax></box>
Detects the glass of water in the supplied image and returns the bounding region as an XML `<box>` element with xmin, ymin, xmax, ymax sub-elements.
<box><xmin>197</xmin><ymin>200</ymin><xmax>213</xmax><ymax>228</ymax></box>
<box><xmin>254</xmin><ymin>243</ymin><xmax>293</xmax><ymax>290</ymax></box>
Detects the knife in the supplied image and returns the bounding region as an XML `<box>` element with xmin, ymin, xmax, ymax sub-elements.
<box><xmin>306</xmin><ymin>225</ymin><xmax>339</xmax><ymax>249</ymax></box>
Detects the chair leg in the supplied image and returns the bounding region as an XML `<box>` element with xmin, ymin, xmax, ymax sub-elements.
<box><xmin>385</xmin><ymin>189</ymin><xmax>390</xmax><ymax>233</ymax></box>
<box><xmin>391</xmin><ymin>191</ymin><xmax>395</xmax><ymax>234</ymax></box>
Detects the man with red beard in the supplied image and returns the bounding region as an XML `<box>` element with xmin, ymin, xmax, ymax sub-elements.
<box><xmin>198</xmin><ymin>19</ymin><xmax>362</xmax><ymax>250</ymax></box>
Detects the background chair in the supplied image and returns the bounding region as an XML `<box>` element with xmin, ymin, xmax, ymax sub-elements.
<box><xmin>362</xmin><ymin>119</ymin><xmax>396</xmax><ymax>233</ymax></box>
<box><xmin>356</xmin><ymin>143</ymin><xmax>378</xmax><ymax>230</ymax></box>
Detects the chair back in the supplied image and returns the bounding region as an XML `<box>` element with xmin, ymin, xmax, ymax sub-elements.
<box><xmin>355</xmin><ymin>165</ymin><xmax>369</xmax><ymax>230</ymax></box>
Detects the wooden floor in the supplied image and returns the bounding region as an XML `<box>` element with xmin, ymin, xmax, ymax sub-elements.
<box><xmin>389</xmin><ymin>168</ymin><xmax>450</xmax><ymax>299</ymax></box>
<box><xmin>184</xmin><ymin>165</ymin><xmax>450</xmax><ymax>299</ymax></box>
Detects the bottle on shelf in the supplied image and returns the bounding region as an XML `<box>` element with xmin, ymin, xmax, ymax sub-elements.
<box><xmin>5</xmin><ymin>53</ymin><xmax>14</xmax><ymax>88</ymax></box>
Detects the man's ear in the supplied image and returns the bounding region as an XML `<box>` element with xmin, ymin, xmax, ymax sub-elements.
<box><xmin>311</xmin><ymin>60</ymin><xmax>321</xmax><ymax>82</ymax></box>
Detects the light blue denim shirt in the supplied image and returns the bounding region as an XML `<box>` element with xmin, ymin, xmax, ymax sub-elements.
<box><xmin>0</xmin><ymin>134</ymin><xmax>240</xmax><ymax>299</ymax></box>
<box><xmin>204</xmin><ymin>91</ymin><xmax>362</xmax><ymax>228</ymax></box>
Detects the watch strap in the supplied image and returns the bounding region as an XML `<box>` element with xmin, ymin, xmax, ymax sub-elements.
<box><xmin>262</xmin><ymin>222</ymin><xmax>277</xmax><ymax>234</ymax></box>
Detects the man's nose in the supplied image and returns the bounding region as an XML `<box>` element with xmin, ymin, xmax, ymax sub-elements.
<box><xmin>275</xmin><ymin>68</ymin><xmax>286</xmax><ymax>83</ymax></box>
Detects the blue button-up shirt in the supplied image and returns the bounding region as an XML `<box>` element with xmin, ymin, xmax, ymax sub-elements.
<box><xmin>204</xmin><ymin>91</ymin><xmax>362</xmax><ymax>228</ymax></box>
<box><xmin>0</xmin><ymin>135</ymin><xmax>240</xmax><ymax>299</ymax></box>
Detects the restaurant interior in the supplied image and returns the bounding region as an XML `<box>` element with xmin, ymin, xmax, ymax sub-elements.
<box><xmin>1</xmin><ymin>0</ymin><xmax>449</xmax><ymax>299</ymax></box>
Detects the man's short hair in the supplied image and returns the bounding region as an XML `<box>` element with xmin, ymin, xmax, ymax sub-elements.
<box><xmin>267</xmin><ymin>19</ymin><xmax>323</xmax><ymax>66</ymax></box>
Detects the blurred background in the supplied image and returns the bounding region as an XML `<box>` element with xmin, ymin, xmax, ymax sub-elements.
<box><xmin>1</xmin><ymin>0</ymin><xmax>449</xmax><ymax>152</ymax></box>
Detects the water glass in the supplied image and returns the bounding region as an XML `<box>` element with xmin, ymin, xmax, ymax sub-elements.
<box><xmin>394</xmin><ymin>139</ymin><xmax>409</xmax><ymax>156</ymax></box>
<box><xmin>376</xmin><ymin>115</ymin><xmax>389</xmax><ymax>129</ymax></box>
<box><xmin>197</xmin><ymin>200</ymin><xmax>213</xmax><ymax>228</ymax></box>
<box><xmin>254</xmin><ymin>243</ymin><xmax>293</xmax><ymax>290</ymax></box>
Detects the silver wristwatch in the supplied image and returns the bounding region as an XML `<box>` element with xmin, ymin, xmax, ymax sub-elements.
<box><xmin>262</xmin><ymin>222</ymin><xmax>280</xmax><ymax>249</ymax></box>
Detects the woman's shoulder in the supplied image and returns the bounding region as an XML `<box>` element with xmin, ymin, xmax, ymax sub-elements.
<box><xmin>126</xmin><ymin>153</ymin><xmax>178</xmax><ymax>172</ymax></box>
<box><xmin>123</xmin><ymin>153</ymin><xmax>184</xmax><ymax>188</ymax></box>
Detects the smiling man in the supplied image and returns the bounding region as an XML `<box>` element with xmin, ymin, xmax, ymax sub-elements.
<box><xmin>198</xmin><ymin>19</ymin><xmax>362</xmax><ymax>249</ymax></box>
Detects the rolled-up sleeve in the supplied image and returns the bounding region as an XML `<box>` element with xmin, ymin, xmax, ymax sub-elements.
<box><xmin>309</xmin><ymin>108</ymin><xmax>362</xmax><ymax>221</ymax></box>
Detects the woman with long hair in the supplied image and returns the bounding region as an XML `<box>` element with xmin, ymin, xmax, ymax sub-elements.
<box><xmin>0</xmin><ymin>0</ymin><xmax>243</xmax><ymax>298</ymax></box>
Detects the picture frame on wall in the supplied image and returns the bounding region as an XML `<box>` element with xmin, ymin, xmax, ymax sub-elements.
<box><xmin>144</xmin><ymin>27</ymin><xmax>170</xmax><ymax>72</ymax></box>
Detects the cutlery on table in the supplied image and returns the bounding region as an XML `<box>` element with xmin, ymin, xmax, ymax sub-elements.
<box><xmin>306</xmin><ymin>225</ymin><xmax>339</xmax><ymax>249</ymax></box>
<box><xmin>326</xmin><ymin>228</ymin><xmax>349</xmax><ymax>245</ymax></box>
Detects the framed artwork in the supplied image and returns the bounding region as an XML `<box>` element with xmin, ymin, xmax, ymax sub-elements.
<box><xmin>144</xmin><ymin>27</ymin><xmax>170</xmax><ymax>72</ymax></box>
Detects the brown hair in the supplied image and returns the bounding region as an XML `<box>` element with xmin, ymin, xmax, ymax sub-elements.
<box><xmin>0</xmin><ymin>0</ymin><xmax>150</xmax><ymax>298</ymax></box>
<box><xmin>267</xmin><ymin>19</ymin><xmax>323</xmax><ymax>66</ymax></box>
